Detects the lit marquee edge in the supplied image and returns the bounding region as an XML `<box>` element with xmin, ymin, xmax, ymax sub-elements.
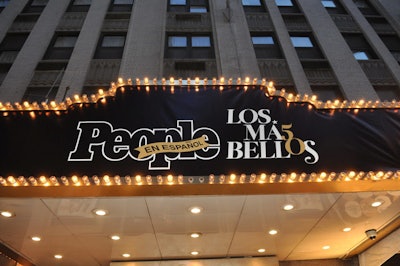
<box><xmin>0</xmin><ymin>77</ymin><xmax>400</xmax><ymax>112</ymax></box>
<box><xmin>0</xmin><ymin>77</ymin><xmax>399</xmax><ymax>188</ymax></box>
<box><xmin>1</xmin><ymin>171</ymin><xmax>399</xmax><ymax>187</ymax></box>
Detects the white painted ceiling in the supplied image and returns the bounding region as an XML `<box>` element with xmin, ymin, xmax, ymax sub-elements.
<box><xmin>1</xmin><ymin>191</ymin><xmax>400</xmax><ymax>266</ymax></box>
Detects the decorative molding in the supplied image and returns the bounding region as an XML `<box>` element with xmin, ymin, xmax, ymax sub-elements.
<box><xmin>245</xmin><ymin>13</ymin><xmax>274</xmax><ymax>31</ymax></box>
<box><xmin>330</xmin><ymin>14</ymin><xmax>361</xmax><ymax>33</ymax></box>
<box><xmin>258</xmin><ymin>59</ymin><xmax>293</xmax><ymax>85</ymax></box>
<box><xmin>359</xmin><ymin>60</ymin><xmax>397</xmax><ymax>85</ymax></box>
<box><xmin>84</xmin><ymin>59</ymin><xmax>121</xmax><ymax>87</ymax></box>
<box><xmin>166</xmin><ymin>13</ymin><xmax>211</xmax><ymax>32</ymax></box>
<box><xmin>57</xmin><ymin>12</ymin><xmax>87</xmax><ymax>31</ymax></box>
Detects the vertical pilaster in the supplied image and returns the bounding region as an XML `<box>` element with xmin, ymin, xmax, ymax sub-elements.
<box><xmin>56</xmin><ymin>0</ymin><xmax>111</xmax><ymax>101</ymax></box>
<box><xmin>0</xmin><ymin>0</ymin><xmax>30</xmax><ymax>43</ymax></box>
<box><xmin>118</xmin><ymin>0</ymin><xmax>167</xmax><ymax>79</ymax></box>
<box><xmin>209</xmin><ymin>0</ymin><xmax>260</xmax><ymax>78</ymax></box>
<box><xmin>341</xmin><ymin>0</ymin><xmax>400</xmax><ymax>92</ymax></box>
<box><xmin>298</xmin><ymin>0</ymin><xmax>379</xmax><ymax>100</ymax></box>
<box><xmin>0</xmin><ymin>0</ymin><xmax>70</xmax><ymax>102</ymax></box>
<box><xmin>264</xmin><ymin>0</ymin><xmax>312</xmax><ymax>95</ymax></box>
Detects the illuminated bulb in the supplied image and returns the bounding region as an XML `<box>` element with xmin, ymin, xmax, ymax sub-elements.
<box><xmin>93</xmin><ymin>209</ymin><xmax>108</xmax><ymax>216</ymax></box>
<box><xmin>257</xmin><ymin>248</ymin><xmax>266</xmax><ymax>253</ymax></box>
<box><xmin>322</xmin><ymin>245</ymin><xmax>330</xmax><ymax>250</ymax></box>
<box><xmin>283</xmin><ymin>204</ymin><xmax>294</xmax><ymax>211</ymax></box>
<box><xmin>240</xmin><ymin>174</ymin><xmax>246</xmax><ymax>183</ymax></box>
<box><xmin>259</xmin><ymin>173</ymin><xmax>267</xmax><ymax>183</ymax></box>
<box><xmin>7</xmin><ymin>176</ymin><xmax>16</xmax><ymax>185</ymax></box>
<box><xmin>343</xmin><ymin>227</ymin><xmax>351</xmax><ymax>232</ymax></box>
<box><xmin>195</xmin><ymin>77</ymin><xmax>200</xmax><ymax>85</ymax></box>
<box><xmin>31</xmin><ymin>236</ymin><xmax>41</xmax><ymax>242</ymax></box>
<box><xmin>169</xmin><ymin>77</ymin><xmax>175</xmax><ymax>85</ymax></box>
<box><xmin>209</xmin><ymin>174</ymin><xmax>215</xmax><ymax>184</ymax></box>
<box><xmin>1</xmin><ymin>211</ymin><xmax>14</xmax><ymax>218</ymax></box>
<box><xmin>190</xmin><ymin>251</ymin><xmax>199</xmax><ymax>256</ymax></box>
<box><xmin>92</xmin><ymin>175</ymin><xmax>100</xmax><ymax>185</ymax></box>
<box><xmin>189</xmin><ymin>206</ymin><xmax>203</xmax><ymax>214</ymax></box>
<box><xmin>144</xmin><ymin>77</ymin><xmax>149</xmax><ymax>85</ymax></box>
<box><xmin>71</xmin><ymin>175</ymin><xmax>80</xmax><ymax>185</ymax></box>
<box><xmin>54</xmin><ymin>255</ymin><xmax>63</xmax><ymax>259</ymax></box>
<box><xmin>82</xmin><ymin>176</ymin><xmax>90</xmax><ymax>186</ymax></box>
<box><xmin>118</xmin><ymin>77</ymin><xmax>124</xmax><ymax>84</ymax></box>
<box><xmin>178</xmin><ymin>175</ymin><xmax>184</xmax><ymax>184</ymax></box>
<box><xmin>146</xmin><ymin>175</ymin><xmax>153</xmax><ymax>185</ymax></box>
<box><xmin>371</xmin><ymin>201</ymin><xmax>382</xmax><ymax>207</ymax></box>
<box><xmin>229</xmin><ymin>174</ymin><xmax>236</xmax><ymax>184</ymax></box>
<box><xmin>110</xmin><ymin>235</ymin><xmax>120</xmax><ymax>240</ymax></box>
<box><xmin>122</xmin><ymin>253</ymin><xmax>130</xmax><ymax>258</ymax></box>
<box><xmin>124</xmin><ymin>176</ymin><xmax>132</xmax><ymax>185</ymax></box>
<box><xmin>167</xmin><ymin>174</ymin><xmax>174</xmax><ymax>184</ymax></box>
<box><xmin>244</xmin><ymin>77</ymin><xmax>250</xmax><ymax>84</ymax></box>
<box><xmin>114</xmin><ymin>175</ymin><xmax>121</xmax><ymax>185</ymax></box>
<box><xmin>269</xmin><ymin>229</ymin><xmax>278</xmax><ymax>235</ymax></box>
<box><xmin>157</xmin><ymin>175</ymin><xmax>163</xmax><ymax>184</ymax></box>
<box><xmin>135</xmin><ymin>175</ymin><xmax>142</xmax><ymax>185</ymax></box>
<box><xmin>190</xmin><ymin>233</ymin><xmax>202</xmax><ymax>238</ymax></box>
<box><xmin>219</xmin><ymin>77</ymin><xmax>225</xmax><ymax>84</ymax></box>
<box><xmin>103</xmin><ymin>175</ymin><xmax>111</xmax><ymax>185</ymax></box>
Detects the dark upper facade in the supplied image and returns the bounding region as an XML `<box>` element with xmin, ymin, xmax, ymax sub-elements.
<box><xmin>0</xmin><ymin>0</ymin><xmax>399</xmax><ymax>104</ymax></box>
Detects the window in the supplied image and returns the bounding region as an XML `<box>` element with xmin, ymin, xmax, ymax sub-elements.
<box><xmin>71</xmin><ymin>0</ymin><xmax>91</xmax><ymax>5</ymax></box>
<box><xmin>102</xmin><ymin>36</ymin><xmax>126</xmax><ymax>47</ymax></box>
<box><xmin>23</xmin><ymin>0</ymin><xmax>48</xmax><ymax>13</ymax></box>
<box><xmin>165</xmin><ymin>34</ymin><xmax>214</xmax><ymax>58</ymax></box>
<box><xmin>109</xmin><ymin>0</ymin><xmax>133</xmax><ymax>12</ymax></box>
<box><xmin>0</xmin><ymin>33</ymin><xmax>29</xmax><ymax>63</ymax></box>
<box><xmin>275</xmin><ymin>0</ymin><xmax>293</xmax><ymax>7</ymax></box>
<box><xmin>242</xmin><ymin>0</ymin><xmax>265</xmax><ymax>12</ymax></box>
<box><xmin>353</xmin><ymin>51</ymin><xmax>369</xmax><ymax>60</ymax></box>
<box><xmin>353</xmin><ymin>0</ymin><xmax>379</xmax><ymax>15</ymax></box>
<box><xmin>343</xmin><ymin>33</ymin><xmax>377</xmax><ymax>60</ymax></box>
<box><xmin>252</xmin><ymin>36</ymin><xmax>274</xmax><ymax>45</ymax></box>
<box><xmin>43</xmin><ymin>35</ymin><xmax>78</xmax><ymax>60</ymax></box>
<box><xmin>290</xmin><ymin>35</ymin><xmax>324</xmax><ymax>59</ymax></box>
<box><xmin>94</xmin><ymin>34</ymin><xmax>126</xmax><ymax>59</ymax></box>
<box><xmin>251</xmin><ymin>34</ymin><xmax>283</xmax><ymax>59</ymax></box>
<box><xmin>68</xmin><ymin>0</ymin><xmax>91</xmax><ymax>12</ymax></box>
<box><xmin>169</xmin><ymin>0</ymin><xmax>208</xmax><ymax>13</ymax></box>
<box><xmin>322</xmin><ymin>0</ymin><xmax>336</xmax><ymax>8</ymax></box>
<box><xmin>0</xmin><ymin>0</ymin><xmax>9</xmax><ymax>11</ymax></box>
<box><xmin>291</xmin><ymin>37</ymin><xmax>313</xmax><ymax>47</ymax></box>
<box><xmin>242</xmin><ymin>0</ymin><xmax>261</xmax><ymax>6</ymax></box>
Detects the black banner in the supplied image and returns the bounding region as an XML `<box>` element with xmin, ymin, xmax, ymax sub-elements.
<box><xmin>0</xmin><ymin>85</ymin><xmax>399</xmax><ymax>177</ymax></box>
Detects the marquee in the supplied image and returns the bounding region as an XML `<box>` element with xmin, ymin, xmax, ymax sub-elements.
<box><xmin>0</xmin><ymin>78</ymin><xmax>399</xmax><ymax>189</ymax></box>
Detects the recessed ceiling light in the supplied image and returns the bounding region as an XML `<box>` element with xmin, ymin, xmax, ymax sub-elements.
<box><xmin>122</xmin><ymin>253</ymin><xmax>131</xmax><ymax>258</ymax></box>
<box><xmin>1</xmin><ymin>211</ymin><xmax>15</xmax><ymax>218</ymax></box>
<box><xmin>190</xmin><ymin>232</ymin><xmax>202</xmax><ymax>238</ymax></box>
<box><xmin>371</xmin><ymin>201</ymin><xmax>382</xmax><ymax>207</ymax></box>
<box><xmin>258</xmin><ymin>248</ymin><xmax>266</xmax><ymax>253</ymax></box>
<box><xmin>269</xmin><ymin>229</ymin><xmax>278</xmax><ymax>235</ymax></box>
<box><xmin>110</xmin><ymin>235</ymin><xmax>120</xmax><ymax>240</ymax></box>
<box><xmin>343</xmin><ymin>227</ymin><xmax>352</xmax><ymax>232</ymax></box>
<box><xmin>322</xmin><ymin>245</ymin><xmax>330</xmax><ymax>250</ymax></box>
<box><xmin>283</xmin><ymin>204</ymin><xmax>294</xmax><ymax>211</ymax></box>
<box><xmin>190</xmin><ymin>251</ymin><xmax>199</xmax><ymax>255</ymax></box>
<box><xmin>92</xmin><ymin>209</ymin><xmax>108</xmax><ymax>216</ymax></box>
<box><xmin>189</xmin><ymin>206</ymin><xmax>203</xmax><ymax>214</ymax></box>
<box><xmin>31</xmin><ymin>236</ymin><xmax>41</xmax><ymax>242</ymax></box>
<box><xmin>54</xmin><ymin>254</ymin><xmax>63</xmax><ymax>259</ymax></box>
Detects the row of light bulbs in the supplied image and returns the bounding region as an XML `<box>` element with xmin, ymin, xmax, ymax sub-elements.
<box><xmin>0</xmin><ymin>77</ymin><xmax>399</xmax><ymax>113</ymax></box>
<box><xmin>0</xmin><ymin>171</ymin><xmax>398</xmax><ymax>187</ymax></box>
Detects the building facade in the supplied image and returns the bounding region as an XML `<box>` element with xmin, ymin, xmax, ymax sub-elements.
<box><xmin>0</xmin><ymin>0</ymin><xmax>400</xmax><ymax>266</ymax></box>
<box><xmin>0</xmin><ymin>0</ymin><xmax>399</xmax><ymax>104</ymax></box>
